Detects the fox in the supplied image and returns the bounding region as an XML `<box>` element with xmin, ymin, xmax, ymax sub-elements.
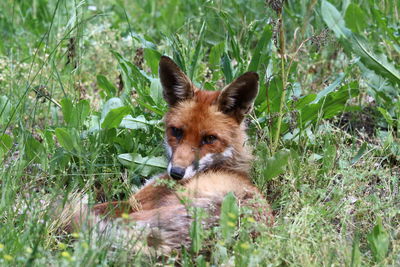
<box><xmin>66</xmin><ymin>56</ymin><xmax>273</xmax><ymax>253</ymax></box>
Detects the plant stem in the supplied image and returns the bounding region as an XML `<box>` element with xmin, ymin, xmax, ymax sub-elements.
<box><xmin>271</xmin><ymin>11</ymin><xmax>286</xmax><ymax>154</ymax></box>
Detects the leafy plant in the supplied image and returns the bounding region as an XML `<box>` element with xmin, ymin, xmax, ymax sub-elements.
<box><xmin>219</xmin><ymin>192</ymin><xmax>239</xmax><ymax>242</ymax></box>
<box><xmin>0</xmin><ymin>0</ymin><xmax>399</xmax><ymax>265</ymax></box>
<box><xmin>367</xmin><ymin>218</ymin><xmax>390</xmax><ymax>263</ymax></box>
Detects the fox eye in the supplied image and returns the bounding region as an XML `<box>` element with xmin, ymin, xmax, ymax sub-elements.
<box><xmin>202</xmin><ymin>135</ymin><xmax>217</xmax><ymax>145</ymax></box>
<box><xmin>171</xmin><ymin>127</ymin><xmax>183</xmax><ymax>140</ymax></box>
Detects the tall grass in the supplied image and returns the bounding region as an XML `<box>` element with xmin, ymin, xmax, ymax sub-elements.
<box><xmin>0</xmin><ymin>0</ymin><xmax>399</xmax><ymax>265</ymax></box>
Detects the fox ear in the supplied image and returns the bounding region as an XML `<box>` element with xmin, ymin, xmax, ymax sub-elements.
<box><xmin>159</xmin><ymin>56</ymin><xmax>194</xmax><ymax>106</ymax></box>
<box><xmin>217</xmin><ymin>72</ymin><xmax>259</xmax><ymax>122</ymax></box>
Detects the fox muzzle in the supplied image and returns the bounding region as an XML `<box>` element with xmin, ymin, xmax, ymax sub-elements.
<box><xmin>169</xmin><ymin>166</ymin><xmax>186</xmax><ymax>180</ymax></box>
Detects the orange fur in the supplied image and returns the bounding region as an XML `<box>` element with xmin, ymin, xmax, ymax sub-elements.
<box><xmin>68</xmin><ymin>56</ymin><xmax>273</xmax><ymax>252</ymax></box>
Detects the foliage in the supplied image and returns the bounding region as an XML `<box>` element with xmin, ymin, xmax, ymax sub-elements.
<box><xmin>0</xmin><ymin>0</ymin><xmax>399</xmax><ymax>266</ymax></box>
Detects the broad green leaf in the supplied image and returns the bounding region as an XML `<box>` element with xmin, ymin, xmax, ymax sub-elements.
<box><xmin>73</xmin><ymin>100</ymin><xmax>90</xmax><ymax>128</ymax></box>
<box><xmin>120</xmin><ymin>114</ymin><xmax>159</xmax><ymax>130</ymax></box>
<box><xmin>321</xmin><ymin>83</ymin><xmax>360</xmax><ymax>119</ymax></box>
<box><xmin>118</xmin><ymin>153</ymin><xmax>167</xmax><ymax>168</ymax></box>
<box><xmin>266</xmin><ymin>76</ymin><xmax>283</xmax><ymax>113</ymax></box>
<box><xmin>263</xmin><ymin>150</ymin><xmax>290</xmax><ymax>181</ymax></box>
<box><xmin>97</xmin><ymin>75</ymin><xmax>117</xmax><ymax>99</ymax></box>
<box><xmin>298</xmin><ymin>82</ymin><xmax>359</xmax><ymax>129</ymax></box>
<box><xmin>377</xmin><ymin>107</ymin><xmax>394</xmax><ymax>127</ymax></box>
<box><xmin>149</xmin><ymin>78</ymin><xmax>163</xmax><ymax>105</ymax></box>
<box><xmin>118</xmin><ymin>153</ymin><xmax>166</xmax><ymax>176</ymax></box>
<box><xmin>321</xmin><ymin>0</ymin><xmax>351</xmax><ymax>38</ymax></box>
<box><xmin>0</xmin><ymin>134</ymin><xmax>12</xmax><ymax>154</ymax></box>
<box><xmin>255</xmin><ymin>81</ymin><xmax>267</xmax><ymax>106</ymax></box>
<box><xmin>351</xmin><ymin>35</ymin><xmax>400</xmax><ymax>85</ymax></box>
<box><xmin>209</xmin><ymin>42</ymin><xmax>225</xmax><ymax>69</ymax></box>
<box><xmin>55</xmin><ymin>128</ymin><xmax>76</xmax><ymax>153</ymax></box>
<box><xmin>101</xmin><ymin>97</ymin><xmax>123</xmax><ymax>122</ymax></box>
<box><xmin>357</xmin><ymin>62</ymin><xmax>395</xmax><ymax>106</ymax></box>
<box><xmin>350</xmin><ymin>235</ymin><xmax>361</xmax><ymax>267</ymax></box>
<box><xmin>294</xmin><ymin>94</ymin><xmax>317</xmax><ymax>109</ymax></box>
<box><xmin>61</xmin><ymin>98</ymin><xmax>90</xmax><ymax>128</ymax></box>
<box><xmin>25</xmin><ymin>135</ymin><xmax>43</xmax><ymax>162</ymax></box>
<box><xmin>221</xmin><ymin>52</ymin><xmax>233</xmax><ymax>83</ymax></box>
<box><xmin>101</xmin><ymin>106</ymin><xmax>130</xmax><ymax>129</ymax></box>
<box><xmin>248</xmin><ymin>25</ymin><xmax>272</xmax><ymax>72</ymax></box>
<box><xmin>44</xmin><ymin>130</ymin><xmax>55</xmax><ymax>150</ymax></box>
<box><xmin>135</xmin><ymin>98</ymin><xmax>165</xmax><ymax>116</ymax></box>
<box><xmin>144</xmin><ymin>48</ymin><xmax>162</xmax><ymax>76</ymax></box>
<box><xmin>120</xmin><ymin>115</ymin><xmax>148</xmax><ymax>130</ymax></box>
<box><xmin>322</xmin><ymin>0</ymin><xmax>400</xmax><ymax>85</ymax></box>
<box><xmin>219</xmin><ymin>192</ymin><xmax>238</xmax><ymax>241</ymax></box>
<box><xmin>60</xmin><ymin>98</ymin><xmax>73</xmax><ymax>125</ymax></box>
<box><xmin>344</xmin><ymin>3</ymin><xmax>367</xmax><ymax>33</ymax></box>
<box><xmin>367</xmin><ymin>218</ymin><xmax>389</xmax><ymax>263</ymax></box>
<box><xmin>311</xmin><ymin>73</ymin><xmax>344</xmax><ymax>104</ymax></box>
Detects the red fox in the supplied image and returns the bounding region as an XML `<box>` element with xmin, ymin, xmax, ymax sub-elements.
<box><xmin>67</xmin><ymin>56</ymin><xmax>273</xmax><ymax>252</ymax></box>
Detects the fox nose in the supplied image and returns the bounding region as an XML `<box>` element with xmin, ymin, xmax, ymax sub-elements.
<box><xmin>169</xmin><ymin>166</ymin><xmax>185</xmax><ymax>180</ymax></box>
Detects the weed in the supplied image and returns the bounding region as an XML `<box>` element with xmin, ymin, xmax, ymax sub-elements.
<box><xmin>0</xmin><ymin>0</ymin><xmax>399</xmax><ymax>265</ymax></box>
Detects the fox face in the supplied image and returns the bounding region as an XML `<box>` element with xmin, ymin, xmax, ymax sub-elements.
<box><xmin>159</xmin><ymin>56</ymin><xmax>259</xmax><ymax>180</ymax></box>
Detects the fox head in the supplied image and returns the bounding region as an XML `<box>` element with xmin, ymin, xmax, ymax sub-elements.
<box><xmin>159</xmin><ymin>56</ymin><xmax>259</xmax><ymax>180</ymax></box>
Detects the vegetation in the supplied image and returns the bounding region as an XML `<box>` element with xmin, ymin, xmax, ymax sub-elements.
<box><xmin>0</xmin><ymin>0</ymin><xmax>399</xmax><ymax>265</ymax></box>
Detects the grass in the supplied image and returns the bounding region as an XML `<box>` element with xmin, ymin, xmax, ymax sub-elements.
<box><xmin>0</xmin><ymin>0</ymin><xmax>399</xmax><ymax>266</ymax></box>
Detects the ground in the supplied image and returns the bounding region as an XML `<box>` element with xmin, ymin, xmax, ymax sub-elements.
<box><xmin>0</xmin><ymin>0</ymin><xmax>399</xmax><ymax>266</ymax></box>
